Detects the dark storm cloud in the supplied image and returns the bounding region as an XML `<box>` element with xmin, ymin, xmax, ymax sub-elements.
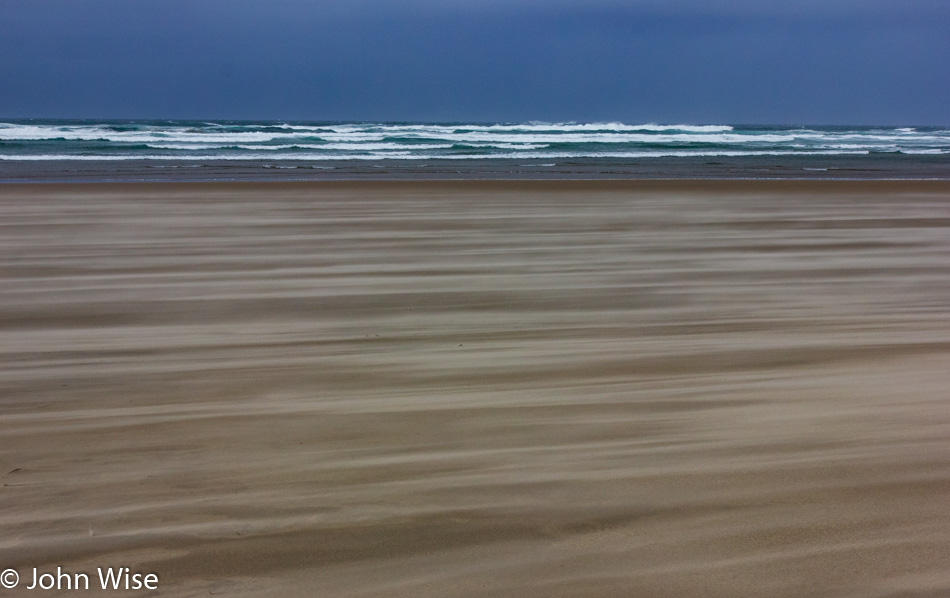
<box><xmin>1</xmin><ymin>0</ymin><xmax>947</xmax><ymax>123</ymax></box>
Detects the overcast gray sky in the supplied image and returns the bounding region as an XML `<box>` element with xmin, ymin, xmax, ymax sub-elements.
<box><xmin>1</xmin><ymin>0</ymin><xmax>948</xmax><ymax>124</ymax></box>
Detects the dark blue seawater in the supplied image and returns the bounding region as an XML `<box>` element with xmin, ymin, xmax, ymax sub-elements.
<box><xmin>2</xmin><ymin>120</ymin><xmax>949</xmax><ymax>181</ymax></box>
<box><xmin>2</xmin><ymin>120</ymin><xmax>948</xmax><ymax>162</ymax></box>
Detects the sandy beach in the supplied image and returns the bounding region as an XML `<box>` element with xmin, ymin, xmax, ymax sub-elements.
<box><xmin>1</xmin><ymin>180</ymin><xmax>949</xmax><ymax>597</ymax></box>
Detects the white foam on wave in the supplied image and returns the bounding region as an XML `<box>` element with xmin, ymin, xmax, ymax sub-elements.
<box><xmin>226</xmin><ymin>143</ymin><xmax>455</xmax><ymax>151</ymax></box>
<box><xmin>431</xmin><ymin>132</ymin><xmax>794</xmax><ymax>144</ymax></box>
<box><xmin>145</xmin><ymin>143</ymin><xmax>230</xmax><ymax>150</ymax></box>
<box><xmin>318</xmin><ymin>142</ymin><xmax>452</xmax><ymax>151</ymax></box>
<box><xmin>0</xmin><ymin>125</ymin><xmax>297</xmax><ymax>144</ymax></box>
<box><xmin>318</xmin><ymin>122</ymin><xmax>723</xmax><ymax>134</ymax></box>
<box><xmin>0</xmin><ymin>124</ymin><xmax>114</xmax><ymax>141</ymax></box>
<box><xmin>144</xmin><ymin>141</ymin><xmax>549</xmax><ymax>151</ymax></box>
<box><xmin>452</xmin><ymin>142</ymin><xmax>550</xmax><ymax>149</ymax></box>
<box><xmin>444</xmin><ymin>122</ymin><xmax>736</xmax><ymax>133</ymax></box>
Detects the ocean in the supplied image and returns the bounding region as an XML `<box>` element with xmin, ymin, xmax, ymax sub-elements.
<box><xmin>2</xmin><ymin>120</ymin><xmax>949</xmax><ymax>181</ymax></box>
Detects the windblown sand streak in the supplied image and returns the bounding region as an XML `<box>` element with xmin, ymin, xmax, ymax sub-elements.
<box><xmin>1</xmin><ymin>181</ymin><xmax>949</xmax><ymax>597</ymax></box>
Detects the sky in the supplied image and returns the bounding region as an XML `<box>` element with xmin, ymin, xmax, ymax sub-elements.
<box><xmin>1</xmin><ymin>0</ymin><xmax>948</xmax><ymax>125</ymax></box>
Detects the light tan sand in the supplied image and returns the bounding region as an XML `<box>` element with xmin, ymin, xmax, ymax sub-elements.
<box><xmin>1</xmin><ymin>180</ymin><xmax>949</xmax><ymax>597</ymax></box>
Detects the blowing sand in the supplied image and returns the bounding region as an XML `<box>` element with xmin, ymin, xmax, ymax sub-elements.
<box><xmin>1</xmin><ymin>180</ymin><xmax>949</xmax><ymax>597</ymax></box>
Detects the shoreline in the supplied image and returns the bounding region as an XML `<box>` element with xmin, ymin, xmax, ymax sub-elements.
<box><xmin>3</xmin><ymin>154</ymin><xmax>950</xmax><ymax>183</ymax></box>
<box><xmin>6</xmin><ymin>177</ymin><xmax>950</xmax><ymax>191</ymax></box>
